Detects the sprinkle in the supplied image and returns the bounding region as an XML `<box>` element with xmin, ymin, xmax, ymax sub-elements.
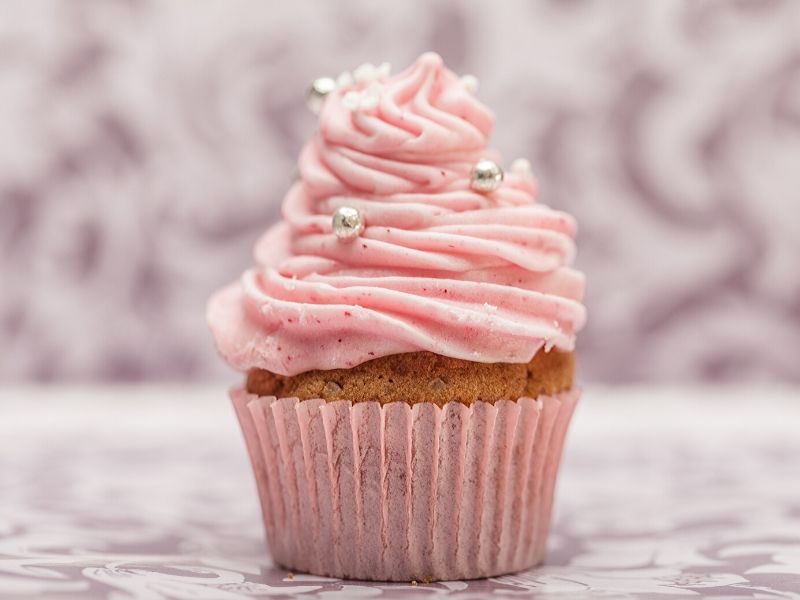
<box><xmin>342</xmin><ymin>90</ymin><xmax>361</xmax><ymax>110</ymax></box>
<box><xmin>337</xmin><ymin>71</ymin><xmax>354</xmax><ymax>88</ymax></box>
<box><xmin>376</xmin><ymin>61</ymin><xmax>391</xmax><ymax>79</ymax></box>
<box><xmin>306</xmin><ymin>77</ymin><xmax>337</xmax><ymax>114</ymax></box>
<box><xmin>460</xmin><ymin>74</ymin><xmax>479</xmax><ymax>93</ymax></box>
<box><xmin>510</xmin><ymin>158</ymin><xmax>533</xmax><ymax>177</ymax></box>
<box><xmin>341</xmin><ymin>83</ymin><xmax>382</xmax><ymax>112</ymax></box>
<box><xmin>360</xmin><ymin>93</ymin><xmax>379</xmax><ymax>111</ymax></box>
<box><xmin>353</xmin><ymin>62</ymin><xmax>391</xmax><ymax>84</ymax></box>
<box><xmin>353</xmin><ymin>62</ymin><xmax>377</xmax><ymax>83</ymax></box>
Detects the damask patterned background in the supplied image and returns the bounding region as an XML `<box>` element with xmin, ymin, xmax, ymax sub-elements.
<box><xmin>1</xmin><ymin>0</ymin><xmax>799</xmax><ymax>384</ymax></box>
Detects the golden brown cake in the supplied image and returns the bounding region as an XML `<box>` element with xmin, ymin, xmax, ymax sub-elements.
<box><xmin>246</xmin><ymin>350</ymin><xmax>575</xmax><ymax>406</ymax></box>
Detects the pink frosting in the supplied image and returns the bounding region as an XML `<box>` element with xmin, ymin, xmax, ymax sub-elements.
<box><xmin>208</xmin><ymin>53</ymin><xmax>586</xmax><ymax>376</ymax></box>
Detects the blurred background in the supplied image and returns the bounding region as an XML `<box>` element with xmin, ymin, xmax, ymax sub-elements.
<box><xmin>1</xmin><ymin>0</ymin><xmax>798</xmax><ymax>385</ymax></box>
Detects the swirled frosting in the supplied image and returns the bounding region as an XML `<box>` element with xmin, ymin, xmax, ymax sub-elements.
<box><xmin>208</xmin><ymin>53</ymin><xmax>586</xmax><ymax>376</ymax></box>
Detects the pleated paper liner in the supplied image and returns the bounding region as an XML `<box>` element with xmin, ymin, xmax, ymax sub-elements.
<box><xmin>231</xmin><ymin>387</ymin><xmax>579</xmax><ymax>582</ymax></box>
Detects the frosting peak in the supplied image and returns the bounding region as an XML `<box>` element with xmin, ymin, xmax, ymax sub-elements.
<box><xmin>307</xmin><ymin>53</ymin><xmax>494</xmax><ymax>198</ymax></box>
<box><xmin>323</xmin><ymin>53</ymin><xmax>492</xmax><ymax>158</ymax></box>
<box><xmin>208</xmin><ymin>53</ymin><xmax>586</xmax><ymax>376</ymax></box>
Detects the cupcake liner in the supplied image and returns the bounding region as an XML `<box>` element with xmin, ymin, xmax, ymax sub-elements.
<box><xmin>231</xmin><ymin>387</ymin><xmax>579</xmax><ymax>581</ymax></box>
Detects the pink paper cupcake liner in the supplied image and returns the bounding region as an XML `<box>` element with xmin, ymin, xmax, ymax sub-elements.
<box><xmin>231</xmin><ymin>387</ymin><xmax>579</xmax><ymax>582</ymax></box>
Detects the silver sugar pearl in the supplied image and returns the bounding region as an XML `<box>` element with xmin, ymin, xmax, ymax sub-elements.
<box><xmin>332</xmin><ymin>206</ymin><xmax>365</xmax><ymax>241</ymax></box>
<box><xmin>470</xmin><ymin>159</ymin><xmax>504</xmax><ymax>193</ymax></box>
<box><xmin>306</xmin><ymin>77</ymin><xmax>337</xmax><ymax>114</ymax></box>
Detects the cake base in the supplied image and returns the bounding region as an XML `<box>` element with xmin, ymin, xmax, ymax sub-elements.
<box><xmin>246</xmin><ymin>349</ymin><xmax>575</xmax><ymax>407</ymax></box>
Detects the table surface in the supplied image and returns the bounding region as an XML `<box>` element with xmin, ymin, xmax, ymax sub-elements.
<box><xmin>2</xmin><ymin>385</ymin><xmax>799</xmax><ymax>600</ymax></box>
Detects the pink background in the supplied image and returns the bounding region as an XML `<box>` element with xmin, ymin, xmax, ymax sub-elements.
<box><xmin>1</xmin><ymin>1</ymin><xmax>799</xmax><ymax>384</ymax></box>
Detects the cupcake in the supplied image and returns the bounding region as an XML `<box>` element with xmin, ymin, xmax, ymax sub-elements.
<box><xmin>207</xmin><ymin>52</ymin><xmax>586</xmax><ymax>582</ymax></box>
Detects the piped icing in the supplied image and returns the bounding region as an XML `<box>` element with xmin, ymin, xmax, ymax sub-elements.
<box><xmin>208</xmin><ymin>52</ymin><xmax>586</xmax><ymax>376</ymax></box>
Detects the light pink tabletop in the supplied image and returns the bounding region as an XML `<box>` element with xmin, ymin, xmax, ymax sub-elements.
<box><xmin>2</xmin><ymin>386</ymin><xmax>799</xmax><ymax>599</ymax></box>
